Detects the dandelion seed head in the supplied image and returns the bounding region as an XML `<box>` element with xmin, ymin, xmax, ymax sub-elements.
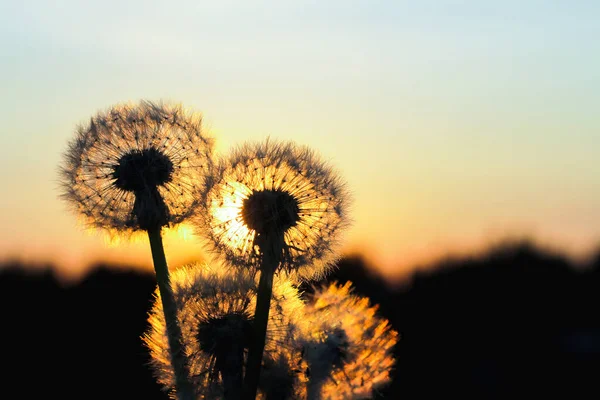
<box><xmin>242</xmin><ymin>189</ymin><xmax>301</xmax><ymax>235</ymax></box>
<box><xmin>196</xmin><ymin>138</ymin><xmax>351</xmax><ymax>281</ymax></box>
<box><xmin>305</xmin><ymin>327</ymin><xmax>350</xmax><ymax>378</ymax></box>
<box><xmin>112</xmin><ymin>147</ymin><xmax>174</xmax><ymax>192</ymax></box>
<box><xmin>60</xmin><ymin>100</ymin><xmax>214</xmax><ymax>232</ymax></box>
<box><xmin>143</xmin><ymin>262</ymin><xmax>304</xmax><ymax>399</ymax></box>
<box><xmin>196</xmin><ymin>311</ymin><xmax>254</xmax><ymax>354</ymax></box>
<box><xmin>299</xmin><ymin>282</ymin><xmax>399</xmax><ymax>400</ymax></box>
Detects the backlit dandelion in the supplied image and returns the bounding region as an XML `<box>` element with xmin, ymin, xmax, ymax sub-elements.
<box><xmin>59</xmin><ymin>100</ymin><xmax>214</xmax><ymax>400</ymax></box>
<box><xmin>60</xmin><ymin>100</ymin><xmax>213</xmax><ymax>232</ymax></box>
<box><xmin>144</xmin><ymin>263</ymin><xmax>305</xmax><ymax>400</ymax></box>
<box><xmin>300</xmin><ymin>282</ymin><xmax>398</xmax><ymax>400</ymax></box>
<box><xmin>196</xmin><ymin>138</ymin><xmax>350</xmax><ymax>281</ymax></box>
<box><xmin>195</xmin><ymin>138</ymin><xmax>350</xmax><ymax>399</ymax></box>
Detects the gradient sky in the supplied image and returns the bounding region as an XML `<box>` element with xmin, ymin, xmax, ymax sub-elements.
<box><xmin>1</xmin><ymin>0</ymin><xmax>599</xmax><ymax>283</ymax></box>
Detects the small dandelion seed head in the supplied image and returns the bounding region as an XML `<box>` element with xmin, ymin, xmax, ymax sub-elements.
<box><xmin>59</xmin><ymin>100</ymin><xmax>214</xmax><ymax>232</ymax></box>
<box><xmin>195</xmin><ymin>138</ymin><xmax>352</xmax><ymax>282</ymax></box>
<box><xmin>143</xmin><ymin>262</ymin><xmax>305</xmax><ymax>399</ymax></box>
<box><xmin>297</xmin><ymin>282</ymin><xmax>399</xmax><ymax>400</ymax></box>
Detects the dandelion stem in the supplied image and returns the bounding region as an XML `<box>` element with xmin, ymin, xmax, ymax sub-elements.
<box><xmin>243</xmin><ymin>239</ymin><xmax>281</xmax><ymax>400</ymax></box>
<box><xmin>306</xmin><ymin>379</ymin><xmax>324</xmax><ymax>400</ymax></box>
<box><xmin>219</xmin><ymin>343</ymin><xmax>245</xmax><ymax>400</ymax></box>
<box><xmin>147</xmin><ymin>227</ymin><xmax>194</xmax><ymax>400</ymax></box>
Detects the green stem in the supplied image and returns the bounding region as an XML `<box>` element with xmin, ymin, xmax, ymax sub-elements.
<box><xmin>147</xmin><ymin>227</ymin><xmax>194</xmax><ymax>400</ymax></box>
<box><xmin>243</xmin><ymin>240</ymin><xmax>280</xmax><ymax>400</ymax></box>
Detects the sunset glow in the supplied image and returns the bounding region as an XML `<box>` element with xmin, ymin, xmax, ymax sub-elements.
<box><xmin>1</xmin><ymin>1</ymin><xmax>599</xmax><ymax>284</ymax></box>
<box><xmin>208</xmin><ymin>179</ymin><xmax>255</xmax><ymax>256</ymax></box>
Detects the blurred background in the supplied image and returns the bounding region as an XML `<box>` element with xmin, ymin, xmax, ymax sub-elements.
<box><xmin>2</xmin><ymin>243</ymin><xmax>599</xmax><ymax>398</ymax></box>
<box><xmin>1</xmin><ymin>1</ymin><xmax>599</xmax><ymax>398</ymax></box>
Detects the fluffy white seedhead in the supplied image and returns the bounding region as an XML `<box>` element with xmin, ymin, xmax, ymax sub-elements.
<box><xmin>195</xmin><ymin>138</ymin><xmax>351</xmax><ymax>282</ymax></box>
<box><xmin>143</xmin><ymin>263</ymin><xmax>305</xmax><ymax>399</ymax></box>
<box><xmin>60</xmin><ymin>100</ymin><xmax>214</xmax><ymax>231</ymax></box>
<box><xmin>298</xmin><ymin>282</ymin><xmax>399</xmax><ymax>400</ymax></box>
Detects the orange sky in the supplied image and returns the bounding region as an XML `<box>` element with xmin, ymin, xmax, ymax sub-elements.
<box><xmin>1</xmin><ymin>1</ymin><xmax>599</xmax><ymax>284</ymax></box>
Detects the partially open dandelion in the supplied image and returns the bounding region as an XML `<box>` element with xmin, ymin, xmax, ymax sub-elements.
<box><xmin>59</xmin><ymin>100</ymin><xmax>214</xmax><ymax>400</ymax></box>
<box><xmin>300</xmin><ymin>282</ymin><xmax>399</xmax><ymax>400</ymax></box>
<box><xmin>144</xmin><ymin>263</ymin><xmax>305</xmax><ymax>400</ymax></box>
<box><xmin>195</xmin><ymin>138</ymin><xmax>350</xmax><ymax>399</ymax></box>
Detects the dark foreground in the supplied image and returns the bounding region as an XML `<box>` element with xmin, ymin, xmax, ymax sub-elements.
<box><xmin>2</xmin><ymin>241</ymin><xmax>599</xmax><ymax>399</ymax></box>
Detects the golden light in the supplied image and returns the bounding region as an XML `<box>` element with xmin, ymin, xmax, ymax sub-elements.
<box><xmin>209</xmin><ymin>178</ymin><xmax>256</xmax><ymax>254</ymax></box>
<box><xmin>164</xmin><ymin>223</ymin><xmax>198</xmax><ymax>242</ymax></box>
<box><xmin>303</xmin><ymin>282</ymin><xmax>398</xmax><ymax>399</ymax></box>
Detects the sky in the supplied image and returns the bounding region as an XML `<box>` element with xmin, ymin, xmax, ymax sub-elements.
<box><xmin>1</xmin><ymin>0</ymin><xmax>599</xmax><ymax>284</ymax></box>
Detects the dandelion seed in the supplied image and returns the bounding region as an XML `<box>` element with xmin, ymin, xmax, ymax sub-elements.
<box><xmin>144</xmin><ymin>263</ymin><xmax>305</xmax><ymax>400</ymax></box>
<box><xmin>299</xmin><ymin>282</ymin><xmax>399</xmax><ymax>400</ymax></box>
<box><xmin>195</xmin><ymin>138</ymin><xmax>351</xmax><ymax>281</ymax></box>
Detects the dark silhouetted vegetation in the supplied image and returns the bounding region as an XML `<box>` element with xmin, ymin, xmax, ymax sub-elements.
<box><xmin>1</xmin><ymin>241</ymin><xmax>599</xmax><ymax>399</ymax></box>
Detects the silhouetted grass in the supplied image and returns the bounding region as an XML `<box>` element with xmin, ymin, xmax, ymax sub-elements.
<box><xmin>1</xmin><ymin>241</ymin><xmax>599</xmax><ymax>399</ymax></box>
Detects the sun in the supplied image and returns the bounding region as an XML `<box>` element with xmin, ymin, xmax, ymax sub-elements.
<box><xmin>167</xmin><ymin>223</ymin><xmax>197</xmax><ymax>242</ymax></box>
<box><xmin>209</xmin><ymin>178</ymin><xmax>256</xmax><ymax>254</ymax></box>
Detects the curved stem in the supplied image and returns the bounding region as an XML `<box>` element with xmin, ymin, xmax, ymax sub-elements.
<box><xmin>243</xmin><ymin>239</ymin><xmax>281</xmax><ymax>400</ymax></box>
<box><xmin>147</xmin><ymin>227</ymin><xmax>194</xmax><ymax>400</ymax></box>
